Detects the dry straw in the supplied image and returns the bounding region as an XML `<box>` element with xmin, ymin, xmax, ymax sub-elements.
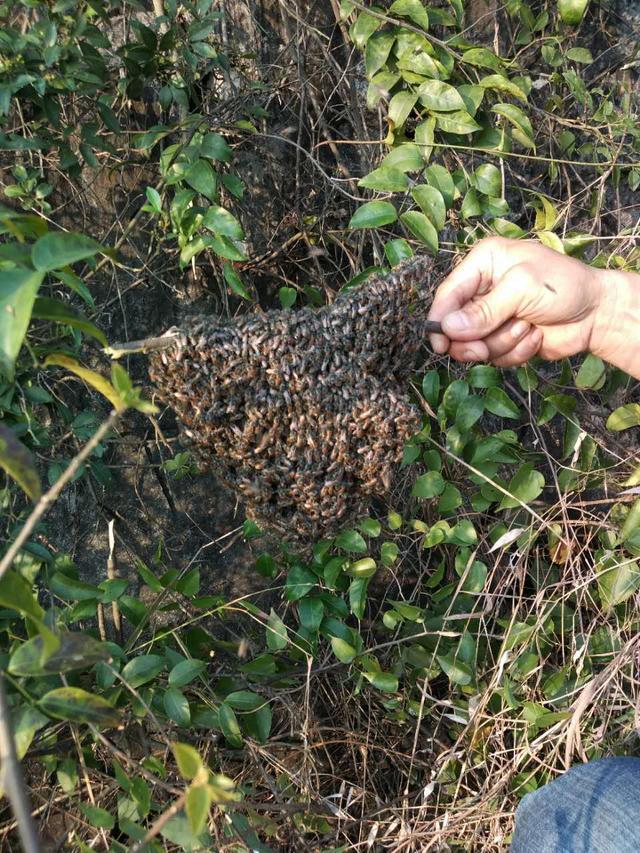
<box><xmin>149</xmin><ymin>256</ymin><xmax>443</xmax><ymax>548</ymax></box>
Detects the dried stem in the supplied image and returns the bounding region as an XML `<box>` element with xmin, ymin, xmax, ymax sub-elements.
<box><xmin>0</xmin><ymin>675</ymin><xmax>41</xmax><ymax>853</ymax></box>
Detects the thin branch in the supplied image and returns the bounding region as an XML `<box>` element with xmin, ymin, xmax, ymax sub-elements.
<box><xmin>0</xmin><ymin>675</ymin><xmax>41</xmax><ymax>853</ymax></box>
<box><xmin>105</xmin><ymin>328</ymin><xmax>182</xmax><ymax>359</ymax></box>
<box><xmin>0</xmin><ymin>410</ymin><xmax>122</xmax><ymax>581</ymax></box>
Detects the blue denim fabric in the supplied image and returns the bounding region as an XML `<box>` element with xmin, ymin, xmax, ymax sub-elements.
<box><xmin>512</xmin><ymin>757</ymin><xmax>640</xmax><ymax>852</ymax></box>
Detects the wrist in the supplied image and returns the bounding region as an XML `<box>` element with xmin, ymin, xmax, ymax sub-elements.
<box><xmin>590</xmin><ymin>267</ymin><xmax>640</xmax><ymax>379</ymax></box>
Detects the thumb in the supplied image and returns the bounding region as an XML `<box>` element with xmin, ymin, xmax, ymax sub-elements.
<box><xmin>441</xmin><ymin>265</ymin><xmax>530</xmax><ymax>341</ymax></box>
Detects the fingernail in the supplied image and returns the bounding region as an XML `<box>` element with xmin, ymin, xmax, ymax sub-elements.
<box><xmin>445</xmin><ymin>311</ymin><xmax>470</xmax><ymax>332</ymax></box>
<box><xmin>512</xmin><ymin>320</ymin><xmax>530</xmax><ymax>339</ymax></box>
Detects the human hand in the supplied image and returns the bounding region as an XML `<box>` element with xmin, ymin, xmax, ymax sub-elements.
<box><xmin>427</xmin><ymin>237</ymin><xmax>604</xmax><ymax>368</ymax></box>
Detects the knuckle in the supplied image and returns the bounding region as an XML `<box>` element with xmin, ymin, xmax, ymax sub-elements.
<box><xmin>470</xmin><ymin>300</ymin><xmax>494</xmax><ymax>327</ymax></box>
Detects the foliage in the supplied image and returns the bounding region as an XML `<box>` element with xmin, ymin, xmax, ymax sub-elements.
<box><xmin>0</xmin><ymin>0</ymin><xmax>639</xmax><ymax>849</ymax></box>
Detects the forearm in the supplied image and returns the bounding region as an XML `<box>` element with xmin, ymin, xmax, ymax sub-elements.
<box><xmin>591</xmin><ymin>268</ymin><xmax>640</xmax><ymax>380</ymax></box>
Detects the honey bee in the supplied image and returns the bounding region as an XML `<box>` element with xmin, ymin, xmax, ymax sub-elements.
<box><xmin>148</xmin><ymin>255</ymin><xmax>439</xmax><ymax>551</ymax></box>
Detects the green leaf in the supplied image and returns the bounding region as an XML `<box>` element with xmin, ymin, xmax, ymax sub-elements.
<box><xmin>350</xmin><ymin>9</ymin><xmax>381</xmax><ymax>47</ymax></box>
<box><xmin>558</xmin><ymin>0</ymin><xmax>589</xmax><ymax>25</ymax></box>
<box><xmin>32</xmin><ymin>233</ymin><xmax>102</xmax><ymax>271</ymax></box>
<box><xmin>467</xmin><ymin>365</ymin><xmax>500</xmax><ymax>388</ymax></box>
<box><xmin>172</xmin><ymin>742</ymin><xmax>203</xmax><ymax>780</ymax></box>
<box><xmin>335</xmin><ymin>529</ymin><xmax>368</xmax><ymax>553</ymax></box>
<box><xmin>218</xmin><ymin>702</ymin><xmax>243</xmax><ymax>747</ymax></box>
<box><xmin>387</xmin><ymin>90</ymin><xmax>418</xmax><ymax>129</ymax></box>
<box><xmin>415</xmin><ymin>116</ymin><xmax>436</xmax><ymax>161</ymax></box>
<box><xmin>400</xmin><ymin>211</ymin><xmax>438</xmax><ymax>253</ymax></box>
<box><xmin>412</xmin><ymin>471</ymin><xmax>445</xmax><ymax>498</ymax></box>
<box><xmin>164</xmin><ymin>687</ymin><xmax>191</xmax><ymax>727</ymax></box>
<box><xmin>358</xmin><ymin>166</ymin><xmax>408</xmax><ymax>192</ymax></box>
<box><xmin>437</xmin><ymin>651</ymin><xmax>473</xmax><ymax>685</ymax></box>
<box><xmin>422</xmin><ymin>370</ymin><xmax>440</xmax><ymax>407</ymax></box>
<box><xmin>448</xmin><ymin>519</ymin><xmax>477</xmax><ymax>546</ymax></box>
<box><xmin>456</xmin><ymin>84</ymin><xmax>485</xmax><ymax>117</ymax></box>
<box><xmin>434</xmin><ymin>110</ymin><xmax>481</xmax><ymax>135</ymax></box>
<box><xmin>160</xmin><ymin>813</ymin><xmax>211</xmax><ymax>850</ymax></box>
<box><xmin>359</xmin><ymin>518</ymin><xmax>381</xmax><ymax>537</ymax></box>
<box><xmin>285</xmin><ymin>564</ymin><xmax>316</xmax><ymax>601</ymax></box>
<box><xmin>455</xmin><ymin>395</ymin><xmax>485</xmax><ymax>431</ymax></box>
<box><xmin>13</xmin><ymin>706</ymin><xmax>49</xmax><ymax>761</ymax></box>
<box><xmin>384</xmin><ymin>238</ymin><xmax>412</xmax><ymax>267</ymax></box>
<box><xmin>32</xmin><ymin>297</ymin><xmax>107</xmax><ymax>346</ymax></box>
<box><xmin>0</xmin><ymin>422</ymin><xmax>41</xmax><ymax>501</ymax></box>
<box><xmin>0</xmin><ymin>571</ymin><xmax>44</xmax><ymax>627</ymax></box>
<box><xmin>575</xmin><ymin>354</ymin><xmax>606</xmax><ymax>390</ymax></box>
<box><xmin>185</xmin><ymin>159</ymin><xmax>218</xmax><ymax>201</ymax></box>
<box><xmin>201</xmin><ymin>206</ymin><xmax>243</xmax><ymax>239</ymax></box>
<box><xmin>39</xmin><ymin>687</ymin><xmax>120</xmax><ymax>727</ymax></box>
<box><xmin>460</xmin><ymin>187</ymin><xmax>482</xmax><ymax>219</ymax></box>
<box><xmin>479</xmin><ymin>74</ymin><xmax>527</xmax><ymax>102</ymax></box>
<box><xmin>607</xmin><ymin>404</ymin><xmax>640</xmax><ymax>432</ymax></box>
<box><xmin>473</xmin><ymin>163</ymin><xmax>501</xmax><ymax>197</ymax></box>
<box><xmin>79</xmin><ymin>803</ymin><xmax>115</xmax><ymax>830</ymax></box>
<box><xmin>223</xmin><ymin>262</ymin><xmax>251</xmax><ymax>300</ymax></box>
<box><xmin>381</xmin><ymin>541</ymin><xmax>399</xmax><ymax>566</ymax></box>
<box><xmin>331</xmin><ymin>636</ymin><xmax>357</xmax><ymax>663</ymax></box>
<box><xmin>484</xmin><ymin>387</ymin><xmax>520</xmax><ymax>419</ymax></box>
<box><xmin>443</xmin><ymin>379</ymin><xmax>469</xmax><ymax>419</ymax></box>
<box><xmin>200</xmin><ymin>132</ymin><xmax>232</xmax><ymax>162</ymax></box>
<box><xmin>298</xmin><ymin>596</ymin><xmax>325</xmax><ymax>632</ymax></box>
<box><xmin>278</xmin><ymin>287</ymin><xmax>297</xmax><ymax>309</ymax></box>
<box><xmin>121</xmin><ymin>654</ymin><xmax>165</xmax><ymax>689</ymax></box>
<box><xmin>499</xmin><ymin>464</ymin><xmax>545</xmax><ymax>510</ymax></box>
<box><xmin>411</xmin><ymin>185</ymin><xmax>446</xmax><ymax>231</ymax></box>
<box><xmin>597</xmin><ymin>554</ymin><xmax>640</xmax><ymax>610</ymax></box>
<box><xmin>492</xmin><ymin>103</ymin><xmax>535</xmax><ymax>149</ymax></box>
<box><xmin>389</xmin><ymin>0</ymin><xmax>429</xmax><ymax>29</ymax></box>
<box><xmin>438</xmin><ymin>483</ymin><xmax>462</xmax><ymax>513</ymax></box>
<box><xmin>44</xmin><ymin>354</ymin><xmax>126</xmax><ymax>411</ymax></box>
<box><xmin>9</xmin><ymin>632</ymin><xmax>109</xmax><ymax>676</ymax></box>
<box><xmin>169</xmin><ymin>659</ymin><xmax>206</xmax><ymax>687</ymax></box>
<box><xmin>349</xmin><ymin>576</ymin><xmax>369</xmax><ymax>619</ymax></box>
<box><xmin>566</xmin><ymin>47</ymin><xmax>593</xmax><ymax>63</ymax></box>
<box><xmin>266</xmin><ymin>608</ymin><xmax>288</xmax><ymax>650</ymax></box>
<box><xmin>365</xmin><ymin>30</ymin><xmax>396</xmax><ymax>76</ymax></box>
<box><xmin>207</xmin><ymin>235</ymin><xmax>246</xmax><ymax>262</ymax></box>
<box><xmin>348</xmin><ymin>557</ymin><xmax>377</xmax><ymax>578</ymax></box>
<box><xmin>461</xmin><ymin>47</ymin><xmax>503</xmax><ymax>72</ymax></box>
<box><xmin>186</xmin><ymin>785</ymin><xmax>211</xmax><ymax>836</ymax></box>
<box><xmin>418</xmin><ymin>79</ymin><xmax>465</xmax><ymax>112</ymax></box>
<box><xmin>424</xmin><ymin>164</ymin><xmax>455</xmax><ymax>208</ymax></box>
<box><xmin>380</xmin><ymin>143</ymin><xmax>423</xmax><ymax>172</ymax></box>
<box><xmin>49</xmin><ymin>572</ymin><xmax>99</xmax><ymax>601</ymax></box>
<box><xmin>492</xmin><ymin>218</ymin><xmax>526</xmax><ymax>238</ymax></box>
<box><xmin>363</xmin><ymin>670</ymin><xmax>398</xmax><ymax>692</ymax></box>
<box><xmin>53</xmin><ymin>269</ymin><xmax>94</xmax><ymax>307</ymax></box>
<box><xmin>0</xmin><ymin>268</ymin><xmax>44</xmax><ymax>380</ymax></box>
<box><xmin>144</xmin><ymin>186</ymin><xmax>162</xmax><ymax>213</ymax></box>
<box><xmin>349</xmin><ymin>201</ymin><xmax>397</xmax><ymax>229</ymax></box>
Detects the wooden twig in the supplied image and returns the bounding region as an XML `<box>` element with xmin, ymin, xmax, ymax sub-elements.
<box><xmin>0</xmin><ymin>410</ymin><xmax>122</xmax><ymax>581</ymax></box>
<box><xmin>0</xmin><ymin>675</ymin><xmax>41</xmax><ymax>853</ymax></box>
<box><xmin>107</xmin><ymin>520</ymin><xmax>122</xmax><ymax>643</ymax></box>
<box><xmin>105</xmin><ymin>328</ymin><xmax>182</xmax><ymax>359</ymax></box>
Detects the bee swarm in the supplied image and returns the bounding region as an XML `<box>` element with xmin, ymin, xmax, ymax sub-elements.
<box><xmin>149</xmin><ymin>256</ymin><xmax>440</xmax><ymax>549</ymax></box>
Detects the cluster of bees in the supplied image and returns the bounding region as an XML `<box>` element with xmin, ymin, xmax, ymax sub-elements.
<box><xmin>149</xmin><ymin>255</ymin><xmax>439</xmax><ymax>549</ymax></box>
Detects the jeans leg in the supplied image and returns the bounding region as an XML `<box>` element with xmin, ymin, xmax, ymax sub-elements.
<box><xmin>511</xmin><ymin>757</ymin><xmax>640</xmax><ymax>852</ymax></box>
